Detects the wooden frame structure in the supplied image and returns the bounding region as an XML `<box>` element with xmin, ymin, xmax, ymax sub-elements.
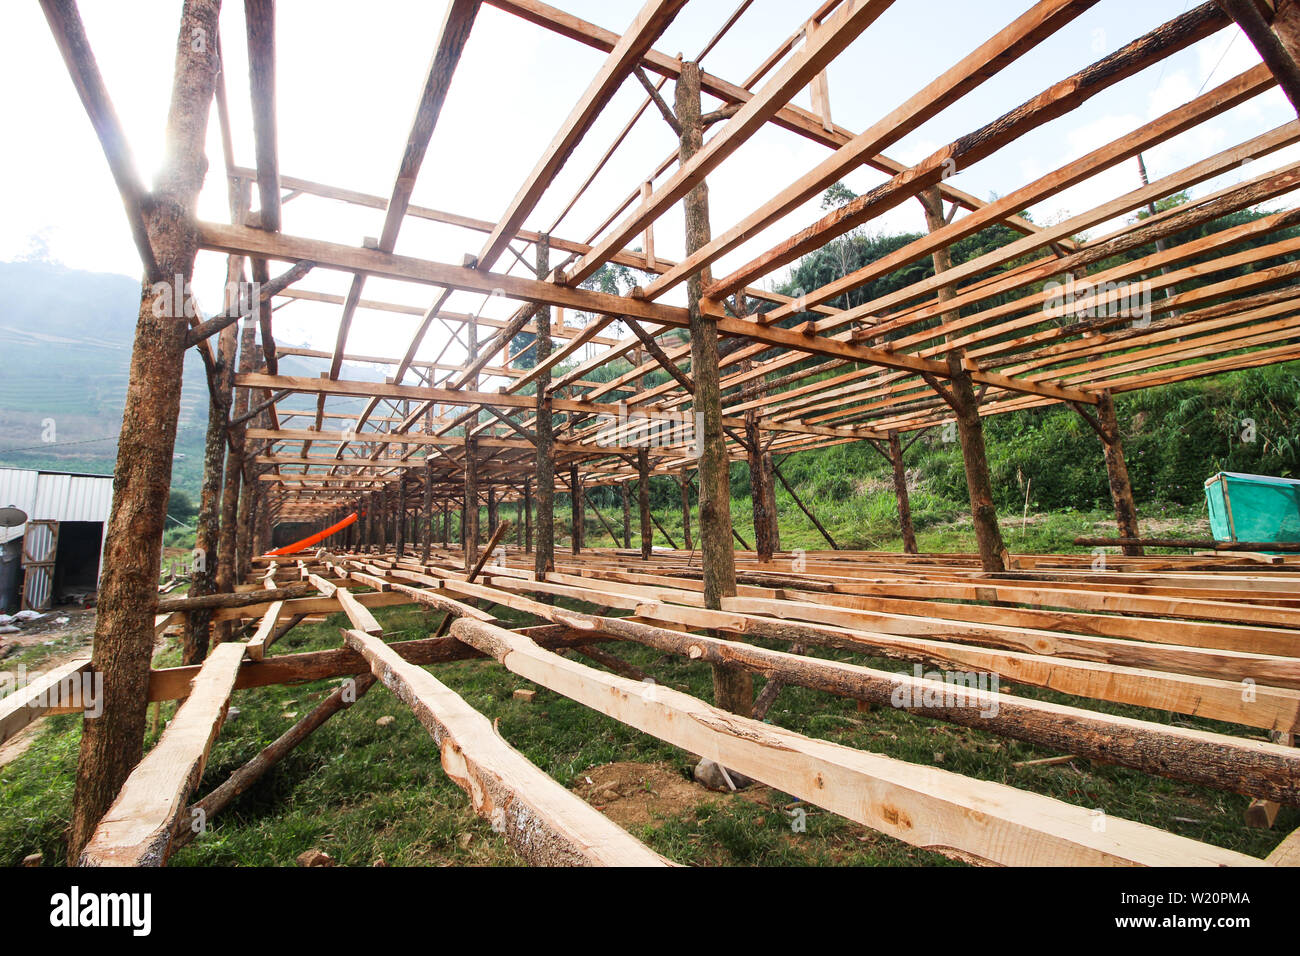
<box><xmin>31</xmin><ymin>0</ymin><xmax>1300</xmax><ymax>865</ymax></box>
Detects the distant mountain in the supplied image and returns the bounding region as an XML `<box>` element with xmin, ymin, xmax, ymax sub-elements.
<box><xmin>0</xmin><ymin>258</ymin><xmax>391</xmax><ymax>495</ymax></box>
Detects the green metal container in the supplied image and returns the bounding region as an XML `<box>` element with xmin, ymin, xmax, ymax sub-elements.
<box><xmin>1204</xmin><ymin>471</ymin><xmax>1300</xmax><ymax>545</ymax></box>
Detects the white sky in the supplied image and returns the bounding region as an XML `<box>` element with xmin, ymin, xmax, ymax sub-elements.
<box><xmin>2</xmin><ymin>0</ymin><xmax>1296</xmax><ymax>389</ymax></box>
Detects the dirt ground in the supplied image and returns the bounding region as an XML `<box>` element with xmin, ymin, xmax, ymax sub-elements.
<box><xmin>571</xmin><ymin>760</ymin><xmax>778</xmax><ymax>829</ymax></box>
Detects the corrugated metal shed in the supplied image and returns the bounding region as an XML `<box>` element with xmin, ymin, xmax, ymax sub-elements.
<box><xmin>0</xmin><ymin>467</ymin><xmax>114</xmax><ymax>545</ymax></box>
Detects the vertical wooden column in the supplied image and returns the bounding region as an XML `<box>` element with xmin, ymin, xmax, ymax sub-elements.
<box><xmin>763</xmin><ymin>451</ymin><xmax>780</xmax><ymax>554</ymax></box>
<box><xmin>442</xmin><ymin>504</ymin><xmax>450</xmax><ymax>547</ymax></box>
<box><xmin>746</xmin><ymin>417</ymin><xmax>775</xmax><ymax>562</ymax></box>
<box><xmin>637</xmin><ymin>448</ymin><xmax>652</xmax><ymax>559</ymax></box>
<box><xmin>679</xmin><ymin>467</ymin><xmax>693</xmax><ymax>551</ymax></box>
<box><xmin>256</xmin><ymin>479</ymin><xmax>272</xmax><ymax>558</ymax></box>
<box><xmin>361</xmin><ymin>492</ymin><xmax>373</xmax><ymax>552</ymax></box>
<box><xmin>534</xmin><ymin>236</ymin><xmax>555</xmax><ymax>578</ymax></box>
<box><xmin>421</xmin><ymin>458</ymin><xmax>434</xmax><ymax>563</ymax></box>
<box><xmin>464</xmin><ymin>440</ymin><xmax>479</xmax><ymax>569</ymax></box>
<box><xmin>676</xmin><ymin>62</ymin><xmax>737</xmax><ymax>599</ymax></box>
<box><xmin>917</xmin><ymin>186</ymin><xmax>959</xmax><ymax>330</ymax></box>
<box><xmin>524</xmin><ymin>478</ymin><xmax>533</xmax><ymax>553</ymax></box>
<box><xmin>233</xmin><ymin>323</ymin><xmax>261</xmax><ymax>584</ymax></box>
<box><xmin>569</xmin><ymin>464</ymin><xmax>584</xmax><ymax>554</ymax></box>
<box><xmin>621</xmin><ymin>480</ymin><xmax>632</xmax><ymax>549</ymax></box>
<box><xmin>63</xmin><ymin>0</ymin><xmax>223</xmax><ymax>859</ymax></box>
<box><xmin>888</xmin><ymin>430</ymin><xmax>918</xmax><ymax>554</ymax></box>
<box><xmin>488</xmin><ymin>485</ymin><xmax>498</xmax><ymax>536</ymax></box>
<box><xmin>1096</xmin><ymin>390</ymin><xmax>1143</xmax><ymax>556</ymax></box>
<box><xmin>395</xmin><ymin>475</ymin><xmax>407</xmax><ymax>557</ymax></box>
<box><xmin>942</xmin><ymin>352</ymin><xmax>1006</xmax><ymax>573</ymax></box>
<box><xmin>676</xmin><ymin>60</ymin><xmax>747</xmax><ymax>713</ymax></box>
<box><xmin>376</xmin><ymin>485</ymin><xmax>389</xmax><ymax>556</ymax></box>
<box><xmin>186</xmin><ymin>255</ymin><xmax>242</xmax><ymax>664</ymax></box>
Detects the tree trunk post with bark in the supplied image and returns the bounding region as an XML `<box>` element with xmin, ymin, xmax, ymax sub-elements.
<box><xmin>464</xmin><ymin>438</ymin><xmax>479</xmax><ymax>570</ymax></box>
<box><xmin>942</xmin><ymin>352</ymin><xmax>1007</xmax><ymax>573</ymax></box>
<box><xmin>746</xmin><ymin>417</ymin><xmax>775</xmax><ymax>562</ymax></box>
<box><xmin>675</xmin><ymin>60</ymin><xmax>747</xmax><ymax>713</ymax></box>
<box><xmin>637</xmin><ymin>448</ymin><xmax>653</xmax><ymax>560</ymax></box>
<box><xmin>395</xmin><ymin>473</ymin><xmax>407</xmax><ymax>557</ymax></box>
<box><xmin>185</xmin><ymin>254</ymin><xmax>242</xmax><ymax>664</ymax></box>
<box><xmin>621</xmin><ymin>479</ymin><xmax>632</xmax><ymax>549</ymax></box>
<box><xmin>64</xmin><ymin>0</ymin><xmax>223</xmax><ymax>860</ymax></box>
<box><xmin>533</xmin><ymin>236</ymin><xmax>555</xmax><ymax>578</ymax></box>
<box><xmin>524</xmin><ymin>478</ymin><xmax>533</xmax><ymax>553</ymax></box>
<box><xmin>679</xmin><ymin>467</ymin><xmax>693</xmax><ymax>552</ymax></box>
<box><xmin>888</xmin><ymin>430</ymin><xmax>918</xmax><ymax>554</ymax></box>
<box><xmin>568</xmin><ymin>465</ymin><xmax>583</xmax><ymax>553</ymax></box>
<box><xmin>422</xmin><ymin>457</ymin><xmax>434</xmax><ymax>563</ymax></box>
<box><xmin>1096</xmin><ymin>390</ymin><xmax>1143</xmax><ymax>556</ymax></box>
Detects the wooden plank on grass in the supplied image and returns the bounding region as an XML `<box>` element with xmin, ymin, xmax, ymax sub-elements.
<box><xmin>79</xmin><ymin>642</ymin><xmax>247</xmax><ymax>866</ymax></box>
<box><xmin>0</xmin><ymin>657</ymin><xmax>91</xmax><ymax>747</ymax></box>
<box><xmin>342</xmin><ymin>629</ymin><xmax>669</xmax><ymax>866</ymax></box>
<box><xmin>450</xmin><ymin>619</ymin><xmax>1266</xmax><ymax>867</ymax></box>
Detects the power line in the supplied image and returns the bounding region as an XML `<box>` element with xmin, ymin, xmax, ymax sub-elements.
<box><xmin>0</xmin><ymin>434</ymin><xmax>120</xmax><ymax>455</ymax></box>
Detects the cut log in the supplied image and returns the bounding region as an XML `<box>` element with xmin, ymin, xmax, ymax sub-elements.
<box><xmin>342</xmin><ymin>629</ymin><xmax>669</xmax><ymax>866</ymax></box>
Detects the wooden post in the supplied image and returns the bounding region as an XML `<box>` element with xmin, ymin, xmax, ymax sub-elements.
<box><xmin>442</xmin><ymin>503</ymin><xmax>450</xmax><ymax>547</ymax></box>
<box><xmin>421</xmin><ymin>457</ymin><xmax>434</xmax><ymax>563</ymax></box>
<box><xmin>524</xmin><ymin>478</ymin><xmax>533</xmax><ymax>553</ymax></box>
<box><xmin>233</xmin><ymin>320</ymin><xmax>259</xmax><ymax>584</ymax></box>
<box><xmin>569</xmin><ymin>464</ymin><xmax>584</xmax><ymax>554</ymax></box>
<box><xmin>638</xmin><ymin>448</ymin><xmax>652</xmax><ymax>559</ymax></box>
<box><xmin>464</xmin><ymin>438</ymin><xmax>479</xmax><ymax>570</ymax></box>
<box><xmin>533</xmin><ymin>236</ymin><xmax>555</xmax><ymax>578</ymax></box>
<box><xmin>679</xmin><ymin>467</ymin><xmax>693</xmax><ymax>551</ymax></box>
<box><xmin>365</xmin><ymin>491</ymin><xmax>376</xmax><ymax>553</ymax></box>
<box><xmin>1096</xmin><ymin>390</ymin><xmax>1143</xmax><ymax>557</ymax></box>
<box><xmin>376</xmin><ymin>484</ymin><xmax>389</xmax><ymax>556</ymax></box>
<box><xmin>746</xmin><ymin>417</ymin><xmax>775</xmax><ymax>562</ymax></box>
<box><xmin>488</xmin><ymin>485</ymin><xmax>499</xmax><ymax>537</ymax></box>
<box><xmin>395</xmin><ymin>474</ymin><xmax>407</xmax><ymax>557</ymax></box>
<box><xmin>621</xmin><ymin>480</ymin><xmax>632</xmax><ymax>549</ymax></box>
<box><xmin>917</xmin><ymin>185</ymin><xmax>959</xmax><ymax>335</ymax></box>
<box><xmin>763</xmin><ymin>451</ymin><xmax>780</xmax><ymax>554</ymax></box>
<box><xmin>941</xmin><ymin>353</ymin><xmax>1007</xmax><ymax>573</ymax></box>
<box><xmin>676</xmin><ymin>59</ymin><xmax>747</xmax><ymax>713</ymax></box>
<box><xmin>185</xmin><ymin>256</ymin><xmax>241</xmax><ymax>664</ymax></box>
<box><xmin>63</xmin><ymin>0</ymin><xmax>223</xmax><ymax>860</ymax></box>
<box><xmin>888</xmin><ymin>430</ymin><xmax>918</xmax><ymax>554</ymax></box>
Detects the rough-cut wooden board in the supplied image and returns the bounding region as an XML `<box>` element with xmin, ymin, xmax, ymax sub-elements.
<box><xmin>0</xmin><ymin>658</ymin><xmax>91</xmax><ymax>747</ymax></box>
<box><xmin>335</xmin><ymin>588</ymin><xmax>383</xmax><ymax>635</ymax></box>
<box><xmin>1269</xmin><ymin>825</ymin><xmax>1300</xmax><ymax>866</ymax></box>
<box><xmin>450</xmin><ymin>574</ymin><xmax>1300</xmax><ymax>732</ymax></box>
<box><xmin>451</xmin><ymin>619</ymin><xmax>1266</xmax><ymax>867</ymax></box>
<box><xmin>247</xmin><ymin>600</ymin><xmax>284</xmax><ymax>661</ymax></box>
<box><xmin>342</xmin><ymin>629</ymin><xmax>669</xmax><ymax>866</ymax></box>
<box><xmin>79</xmin><ymin>642</ymin><xmax>246</xmax><ymax>866</ymax></box>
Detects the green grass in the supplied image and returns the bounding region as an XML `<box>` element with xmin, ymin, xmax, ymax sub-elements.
<box><xmin>2</xmin><ymin>596</ymin><xmax>1294</xmax><ymax>867</ymax></box>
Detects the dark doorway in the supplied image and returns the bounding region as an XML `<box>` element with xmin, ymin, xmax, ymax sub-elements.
<box><xmin>53</xmin><ymin>521</ymin><xmax>102</xmax><ymax>602</ymax></box>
